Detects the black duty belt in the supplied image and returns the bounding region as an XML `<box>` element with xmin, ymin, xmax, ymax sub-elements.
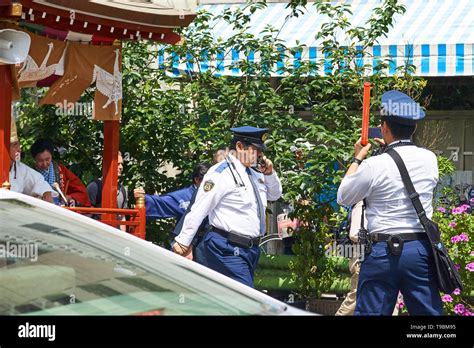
<box><xmin>211</xmin><ymin>227</ymin><xmax>261</xmax><ymax>248</ymax></box>
<box><xmin>369</xmin><ymin>232</ymin><xmax>428</xmax><ymax>243</ymax></box>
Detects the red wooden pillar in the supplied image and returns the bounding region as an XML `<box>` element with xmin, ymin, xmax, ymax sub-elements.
<box><xmin>102</xmin><ymin>120</ymin><xmax>119</xmax><ymax>224</ymax></box>
<box><xmin>0</xmin><ymin>65</ymin><xmax>12</xmax><ymax>186</ymax></box>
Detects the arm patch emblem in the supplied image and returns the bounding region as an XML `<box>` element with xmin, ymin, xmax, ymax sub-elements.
<box><xmin>203</xmin><ymin>180</ymin><xmax>215</xmax><ymax>192</ymax></box>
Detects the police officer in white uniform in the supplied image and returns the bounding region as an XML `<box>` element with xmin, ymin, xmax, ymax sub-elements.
<box><xmin>337</xmin><ymin>90</ymin><xmax>443</xmax><ymax>315</ymax></box>
<box><xmin>173</xmin><ymin>126</ymin><xmax>282</xmax><ymax>287</ymax></box>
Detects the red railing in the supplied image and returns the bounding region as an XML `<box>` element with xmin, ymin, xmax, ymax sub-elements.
<box><xmin>2</xmin><ymin>181</ymin><xmax>147</xmax><ymax>239</ymax></box>
<box><xmin>65</xmin><ymin>197</ymin><xmax>146</xmax><ymax>239</ymax></box>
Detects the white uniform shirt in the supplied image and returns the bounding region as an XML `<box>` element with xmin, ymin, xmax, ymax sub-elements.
<box><xmin>9</xmin><ymin>161</ymin><xmax>53</xmax><ymax>198</ymax></box>
<box><xmin>337</xmin><ymin>142</ymin><xmax>438</xmax><ymax>235</ymax></box>
<box><xmin>175</xmin><ymin>154</ymin><xmax>283</xmax><ymax>246</ymax></box>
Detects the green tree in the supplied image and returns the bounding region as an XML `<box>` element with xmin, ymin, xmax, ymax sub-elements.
<box><xmin>17</xmin><ymin>0</ymin><xmax>427</xmax><ymax>298</ymax></box>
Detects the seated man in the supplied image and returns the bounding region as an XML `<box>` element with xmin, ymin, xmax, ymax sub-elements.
<box><xmin>30</xmin><ymin>139</ymin><xmax>91</xmax><ymax>207</ymax></box>
<box><xmin>8</xmin><ymin>119</ymin><xmax>54</xmax><ymax>202</ymax></box>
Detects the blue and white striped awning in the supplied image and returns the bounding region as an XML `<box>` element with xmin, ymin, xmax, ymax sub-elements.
<box><xmin>160</xmin><ymin>0</ymin><xmax>474</xmax><ymax>77</ymax></box>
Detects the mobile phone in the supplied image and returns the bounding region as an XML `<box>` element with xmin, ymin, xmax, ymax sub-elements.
<box><xmin>256</xmin><ymin>156</ymin><xmax>267</xmax><ymax>171</ymax></box>
<box><xmin>368</xmin><ymin>127</ymin><xmax>382</xmax><ymax>139</ymax></box>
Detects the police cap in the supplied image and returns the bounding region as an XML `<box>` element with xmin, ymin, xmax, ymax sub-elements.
<box><xmin>380</xmin><ymin>90</ymin><xmax>425</xmax><ymax>125</ymax></box>
<box><xmin>230</xmin><ymin>126</ymin><xmax>270</xmax><ymax>151</ymax></box>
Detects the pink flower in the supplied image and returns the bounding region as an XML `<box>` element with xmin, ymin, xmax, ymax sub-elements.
<box><xmin>454</xmin><ymin>304</ymin><xmax>465</xmax><ymax>315</ymax></box>
<box><xmin>448</xmin><ymin>221</ymin><xmax>457</xmax><ymax>228</ymax></box>
<box><xmin>442</xmin><ymin>294</ymin><xmax>453</xmax><ymax>303</ymax></box>
<box><xmin>455</xmin><ymin>264</ymin><xmax>461</xmax><ymax>271</ymax></box>
<box><xmin>437</xmin><ymin>207</ymin><xmax>446</xmax><ymax>213</ymax></box>
<box><xmin>451</xmin><ymin>235</ymin><xmax>460</xmax><ymax>243</ymax></box>
<box><xmin>452</xmin><ymin>207</ymin><xmax>463</xmax><ymax>215</ymax></box>
<box><xmin>466</xmin><ymin>262</ymin><xmax>474</xmax><ymax>272</ymax></box>
<box><xmin>452</xmin><ymin>288</ymin><xmax>461</xmax><ymax>295</ymax></box>
<box><xmin>399</xmin><ymin>301</ymin><xmax>405</xmax><ymax>309</ymax></box>
<box><xmin>471</xmin><ymin>251</ymin><xmax>474</xmax><ymax>257</ymax></box>
<box><xmin>461</xmin><ymin>204</ymin><xmax>470</xmax><ymax>211</ymax></box>
<box><xmin>463</xmin><ymin>310</ymin><xmax>474</xmax><ymax>316</ymax></box>
<box><xmin>470</xmin><ymin>198</ymin><xmax>474</xmax><ymax>203</ymax></box>
<box><xmin>451</xmin><ymin>234</ymin><xmax>468</xmax><ymax>243</ymax></box>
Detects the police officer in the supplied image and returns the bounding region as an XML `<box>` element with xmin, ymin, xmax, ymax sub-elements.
<box><xmin>337</xmin><ymin>90</ymin><xmax>443</xmax><ymax>315</ymax></box>
<box><xmin>172</xmin><ymin>126</ymin><xmax>283</xmax><ymax>287</ymax></box>
<box><xmin>134</xmin><ymin>163</ymin><xmax>210</xmax><ymax>262</ymax></box>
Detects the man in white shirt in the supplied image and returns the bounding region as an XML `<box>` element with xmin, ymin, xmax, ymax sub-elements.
<box><xmin>337</xmin><ymin>90</ymin><xmax>442</xmax><ymax>315</ymax></box>
<box><xmin>173</xmin><ymin>126</ymin><xmax>282</xmax><ymax>287</ymax></box>
<box><xmin>8</xmin><ymin>119</ymin><xmax>53</xmax><ymax>202</ymax></box>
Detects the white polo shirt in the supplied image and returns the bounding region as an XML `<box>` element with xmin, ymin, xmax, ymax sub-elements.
<box><xmin>337</xmin><ymin>142</ymin><xmax>438</xmax><ymax>235</ymax></box>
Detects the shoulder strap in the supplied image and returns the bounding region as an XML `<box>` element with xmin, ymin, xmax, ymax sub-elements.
<box><xmin>386</xmin><ymin>149</ymin><xmax>430</xmax><ymax>227</ymax></box>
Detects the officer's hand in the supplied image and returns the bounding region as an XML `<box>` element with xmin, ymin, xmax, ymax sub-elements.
<box><xmin>172</xmin><ymin>241</ymin><xmax>192</xmax><ymax>257</ymax></box>
<box><xmin>374</xmin><ymin>137</ymin><xmax>386</xmax><ymax>147</ymax></box>
<box><xmin>65</xmin><ymin>195</ymin><xmax>75</xmax><ymax>206</ymax></box>
<box><xmin>354</xmin><ymin>138</ymin><xmax>372</xmax><ymax>160</ymax></box>
<box><xmin>374</xmin><ymin>124</ymin><xmax>385</xmax><ymax>147</ymax></box>
<box><xmin>260</xmin><ymin>156</ymin><xmax>274</xmax><ymax>175</ymax></box>
<box><xmin>185</xmin><ymin>250</ymin><xmax>193</xmax><ymax>261</ymax></box>
<box><xmin>134</xmin><ymin>187</ymin><xmax>146</xmax><ymax>199</ymax></box>
<box><xmin>42</xmin><ymin>191</ymin><xmax>54</xmax><ymax>204</ymax></box>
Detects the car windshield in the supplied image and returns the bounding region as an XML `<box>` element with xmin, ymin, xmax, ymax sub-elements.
<box><xmin>0</xmin><ymin>198</ymin><xmax>286</xmax><ymax>315</ymax></box>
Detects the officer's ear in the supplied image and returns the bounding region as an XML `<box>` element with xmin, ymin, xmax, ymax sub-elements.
<box><xmin>236</xmin><ymin>141</ymin><xmax>245</xmax><ymax>151</ymax></box>
<box><xmin>380</xmin><ymin>120</ymin><xmax>388</xmax><ymax>134</ymax></box>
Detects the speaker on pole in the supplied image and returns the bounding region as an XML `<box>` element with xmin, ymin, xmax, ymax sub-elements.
<box><xmin>0</xmin><ymin>29</ymin><xmax>31</xmax><ymax>65</ymax></box>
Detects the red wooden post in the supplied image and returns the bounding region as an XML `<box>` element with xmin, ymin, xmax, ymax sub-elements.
<box><xmin>136</xmin><ymin>196</ymin><xmax>146</xmax><ymax>240</ymax></box>
<box><xmin>0</xmin><ymin>65</ymin><xmax>12</xmax><ymax>186</ymax></box>
<box><xmin>102</xmin><ymin>120</ymin><xmax>119</xmax><ymax>224</ymax></box>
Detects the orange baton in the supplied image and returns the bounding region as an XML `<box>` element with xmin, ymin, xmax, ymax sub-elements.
<box><xmin>361</xmin><ymin>82</ymin><xmax>371</xmax><ymax>146</ymax></box>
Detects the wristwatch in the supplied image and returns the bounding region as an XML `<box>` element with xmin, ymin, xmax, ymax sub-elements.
<box><xmin>351</xmin><ymin>157</ymin><xmax>363</xmax><ymax>165</ymax></box>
